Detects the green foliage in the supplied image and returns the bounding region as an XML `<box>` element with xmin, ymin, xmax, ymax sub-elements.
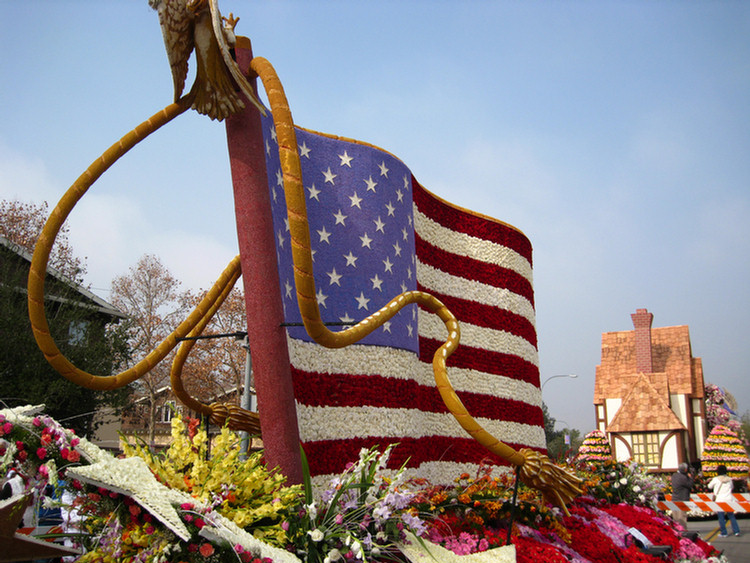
<box><xmin>0</xmin><ymin>262</ymin><xmax>131</xmax><ymax>435</ymax></box>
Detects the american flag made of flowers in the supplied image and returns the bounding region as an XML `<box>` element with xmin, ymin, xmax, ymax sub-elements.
<box><xmin>260</xmin><ymin>114</ymin><xmax>545</xmax><ymax>486</ymax></box>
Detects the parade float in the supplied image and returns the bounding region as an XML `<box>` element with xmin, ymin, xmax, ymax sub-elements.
<box><xmin>2</xmin><ymin>1</ymin><xmax>734</xmax><ymax>562</ymax></box>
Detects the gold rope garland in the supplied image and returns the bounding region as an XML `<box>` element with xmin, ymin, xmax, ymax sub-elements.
<box><xmin>26</xmin><ymin>95</ymin><xmax>250</xmax><ymax>430</ymax></box>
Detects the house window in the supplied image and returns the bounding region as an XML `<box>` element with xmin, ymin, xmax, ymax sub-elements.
<box><xmin>160</xmin><ymin>401</ymin><xmax>177</xmax><ymax>423</ymax></box>
<box><xmin>68</xmin><ymin>320</ymin><xmax>89</xmax><ymax>345</ymax></box>
<box><xmin>632</xmin><ymin>432</ymin><xmax>660</xmax><ymax>466</ymax></box>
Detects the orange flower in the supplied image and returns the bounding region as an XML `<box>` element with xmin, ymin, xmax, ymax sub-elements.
<box><xmin>199</xmin><ymin>543</ymin><xmax>215</xmax><ymax>557</ymax></box>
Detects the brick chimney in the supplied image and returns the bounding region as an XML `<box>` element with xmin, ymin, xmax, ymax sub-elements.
<box><xmin>631</xmin><ymin>308</ymin><xmax>654</xmax><ymax>373</ymax></box>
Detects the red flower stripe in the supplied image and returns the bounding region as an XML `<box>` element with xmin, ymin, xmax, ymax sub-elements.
<box><xmin>413</xmin><ymin>180</ymin><xmax>533</xmax><ymax>263</ymax></box>
<box><xmin>302</xmin><ymin>436</ymin><xmax>545</xmax><ymax>476</ymax></box>
<box><xmin>416</xmin><ymin>283</ymin><xmax>537</xmax><ymax>346</ymax></box>
<box><xmin>291</xmin><ymin>368</ymin><xmax>543</xmax><ymax>425</ymax></box>
<box><xmin>419</xmin><ymin>337</ymin><xmax>540</xmax><ymax>386</ymax></box>
<box><xmin>415</xmin><ymin>235</ymin><xmax>534</xmax><ymax>306</ymax></box>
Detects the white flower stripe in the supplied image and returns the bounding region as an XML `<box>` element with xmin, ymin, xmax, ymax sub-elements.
<box><xmin>414</xmin><ymin>209</ymin><xmax>533</xmax><ymax>282</ymax></box>
<box><xmin>287</xmin><ymin>339</ymin><xmax>541</xmax><ymax>405</ymax></box>
<box><xmin>418</xmin><ymin>312</ymin><xmax>539</xmax><ymax>367</ymax></box>
<box><xmin>416</xmin><ymin>262</ymin><xmax>536</xmax><ymax>326</ymax></box>
<box><xmin>296</xmin><ymin>404</ymin><xmax>544</xmax><ymax>446</ymax></box>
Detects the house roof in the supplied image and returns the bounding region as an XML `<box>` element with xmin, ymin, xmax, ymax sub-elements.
<box><xmin>0</xmin><ymin>235</ymin><xmax>125</xmax><ymax>320</ymax></box>
<box><xmin>594</xmin><ymin>323</ymin><xmax>703</xmax><ymax>403</ymax></box>
<box><xmin>606</xmin><ymin>373</ymin><xmax>686</xmax><ymax>432</ymax></box>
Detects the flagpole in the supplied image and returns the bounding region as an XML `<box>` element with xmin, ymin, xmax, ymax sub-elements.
<box><xmin>225</xmin><ymin>39</ymin><xmax>302</xmax><ymax>483</ymax></box>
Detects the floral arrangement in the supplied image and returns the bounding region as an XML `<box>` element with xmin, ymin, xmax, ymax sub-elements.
<box><xmin>71</xmin><ymin>483</ymin><xmax>275</xmax><ymax>563</ymax></box>
<box><xmin>283</xmin><ymin>444</ymin><xmax>427</xmax><ymax>563</ymax></box>
<box><xmin>1</xmin><ymin>406</ymin><xmax>729</xmax><ymax>563</ymax></box>
<box><xmin>576</xmin><ymin>430</ymin><xmax>612</xmax><ymax>463</ymax></box>
<box><xmin>700</xmin><ymin>424</ymin><xmax>750</xmax><ymax>479</ymax></box>
<box><xmin>704</xmin><ymin>384</ymin><xmax>746</xmax><ymax>443</ymax></box>
<box><xmin>574</xmin><ymin>458</ymin><xmax>666</xmax><ymax>507</ymax></box>
<box><xmin>121</xmin><ymin>414</ymin><xmax>301</xmax><ymax>545</ymax></box>
<box><xmin>0</xmin><ymin>404</ymin><xmax>103</xmax><ymax>526</ymax></box>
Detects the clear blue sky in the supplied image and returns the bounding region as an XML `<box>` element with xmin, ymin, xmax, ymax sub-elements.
<box><xmin>2</xmin><ymin>1</ymin><xmax>748</xmax><ymax>434</ymax></box>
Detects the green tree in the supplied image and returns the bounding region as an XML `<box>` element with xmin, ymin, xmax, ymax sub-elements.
<box><xmin>0</xmin><ymin>199</ymin><xmax>132</xmax><ymax>436</ymax></box>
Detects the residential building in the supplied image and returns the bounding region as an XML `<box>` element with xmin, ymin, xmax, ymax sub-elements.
<box><xmin>593</xmin><ymin>308</ymin><xmax>707</xmax><ymax>472</ymax></box>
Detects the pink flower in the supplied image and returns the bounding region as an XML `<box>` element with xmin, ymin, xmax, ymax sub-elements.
<box><xmin>36</xmin><ymin>447</ymin><xmax>47</xmax><ymax>460</ymax></box>
<box><xmin>32</xmin><ymin>417</ymin><xmax>42</xmax><ymax>427</ymax></box>
<box><xmin>70</xmin><ymin>437</ymin><xmax>80</xmax><ymax>447</ymax></box>
<box><xmin>1</xmin><ymin>422</ymin><xmax>12</xmax><ymax>435</ymax></box>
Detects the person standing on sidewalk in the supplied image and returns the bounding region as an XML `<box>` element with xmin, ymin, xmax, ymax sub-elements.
<box><xmin>671</xmin><ymin>462</ymin><xmax>695</xmax><ymax>530</ymax></box>
<box><xmin>708</xmin><ymin>465</ymin><xmax>741</xmax><ymax>537</ymax></box>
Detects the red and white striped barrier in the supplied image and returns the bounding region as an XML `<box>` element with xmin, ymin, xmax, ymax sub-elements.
<box><xmin>657</xmin><ymin>493</ymin><xmax>750</xmax><ymax>513</ymax></box>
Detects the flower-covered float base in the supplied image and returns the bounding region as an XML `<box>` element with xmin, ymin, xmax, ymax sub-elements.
<box><xmin>1</xmin><ymin>406</ymin><xmax>727</xmax><ymax>563</ymax></box>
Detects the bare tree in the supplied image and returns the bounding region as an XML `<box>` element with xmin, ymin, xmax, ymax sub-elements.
<box><xmin>0</xmin><ymin>199</ymin><xmax>86</xmax><ymax>282</ymax></box>
<box><xmin>110</xmin><ymin>254</ymin><xmax>186</xmax><ymax>445</ymax></box>
<box><xmin>180</xmin><ymin>287</ymin><xmax>248</xmax><ymax>403</ymax></box>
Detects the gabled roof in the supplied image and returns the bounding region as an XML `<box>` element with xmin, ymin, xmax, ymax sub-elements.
<box><xmin>594</xmin><ymin>323</ymin><xmax>702</xmax><ymax>403</ymax></box>
<box><xmin>0</xmin><ymin>235</ymin><xmax>125</xmax><ymax>320</ymax></box>
<box><xmin>607</xmin><ymin>373</ymin><xmax>685</xmax><ymax>433</ymax></box>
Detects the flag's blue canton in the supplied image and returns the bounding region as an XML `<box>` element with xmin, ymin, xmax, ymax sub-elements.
<box><xmin>261</xmin><ymin>115</ymin><xmax>419</xmax><ymax>354</ymax></box>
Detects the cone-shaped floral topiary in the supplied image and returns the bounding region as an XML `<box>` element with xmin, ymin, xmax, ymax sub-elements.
<box><xmin>577</xmin><ymin>429</ymin><xmax>613</xmax><ymax>463</ymax></box>
<box><xmin>700</xmin><ymin>424</ymin><xmax>750</xmax><ymax>479</ymax></box>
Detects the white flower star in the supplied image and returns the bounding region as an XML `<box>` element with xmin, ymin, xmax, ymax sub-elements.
<box><xmin>316</xmin><ymin>288</ymin><xmax>328</xmax><ymax>308</ymax></box>
<box><xmin>276</xmin><ymin>230</ymin><xmax>286</xmax><ymax>248</ymax></box>
<box><xmin>402</xmin><ymin>226</ymin><xmax>409</xmax><ymax>240</ymax></box>
<box><xmin>349</xmin><ymin>192</ymin><xmax>363</xmax><ymax>209</ymax></box>
<box><xmin>393</xmin><ymin>242</ymin><xmax>402</xmax><ymax>256</ymax></box>
<box><xmin>308</xmin><ymin>183</ymin><xmax>321</xmax><ymax>200</ymax></box>
<box><xmin>355</xmin><ymin>292</ymin><xmax>370</xmax><ymax>310</ymax></box>
<box><xmin>383</xmin><ymin>256</ymin><xmax>394</xmax><ymax>273</ymax></box>
<box><xmin>382</xmin><ymin>321</ymin><xmax>392</xmax><ymax>333</ymax></box>
<box><xmin>360</xmin><ymin>232</ymin><xmax>373</xmax><ymax>248</ymax></box>
<box><xmin>276</xmin><ymin>169</ymin><xmax>284</xmax><ymax>186</ymax></box>
<box><xmin>364</xmin><ymin>176</ymin><xmax>377</xmax><ymax>192</ymax></box>
<box><xmin>299</xmin><ymin>141</ymin><xmax>311</xmax><ymax>158</ymax></box>
<box><xmin>67</xmin><ymin>456</ymin><xmax>193</xmax><ymax>541</ymax></box>
<box><xmin>317</xmin><ymin>226</ymin><xmax>332</xmax><ymax>244</ymax></box>
<box><xmin>333</xmin><ymin>209</ymin><xmax>348</xmax><ymax>226</ymax></box>
<box><xmin>285</xmin><ymin>280</ymin><xmax>293</xmax><ymax>299</ymax></box>
<box><xmin>396</xmin><ymin>189</ymin><xmax>404</xmax><ymax>202</ymax></box>
<box><xmin>374</xmin><ymin>217</ymin><xmax>385</xmax><ymax>233</ymax></box>
<box><xmin>344</xmin><ymin>251</ymin><xmax>358</xmax><ymax>267</ymax></box>
<box><xmin>378</xmin><ymin>161</ymin><xmax>389</xmax><ymax>177</ymax></box>
<box><xmin>323</xmin><ymin>167</ymin><xmax>337</xmax><ymax>184</ymax></box>
<box><xmin>370</xmin><ymin>274</ymin><xmax>383</xmax><ymax>291</ymax></box>
<box><xmin>338</xmin><ymin>151</ymin><xmax>353</xmax><ymax>167</ymax></box>
<box><xmin>385</xmin><ymin>202</ymin><xmax>395</xmax><ymax>216</ymax></box>
<box><xmin>327</xmin><ymin>268</ymin><xmax>343</xmax><ymax>286</ymax></box>
<box><xmin>339</xmin><ymin>312</ymin><xmax>354</xmax><ymax>323</ymax></box>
